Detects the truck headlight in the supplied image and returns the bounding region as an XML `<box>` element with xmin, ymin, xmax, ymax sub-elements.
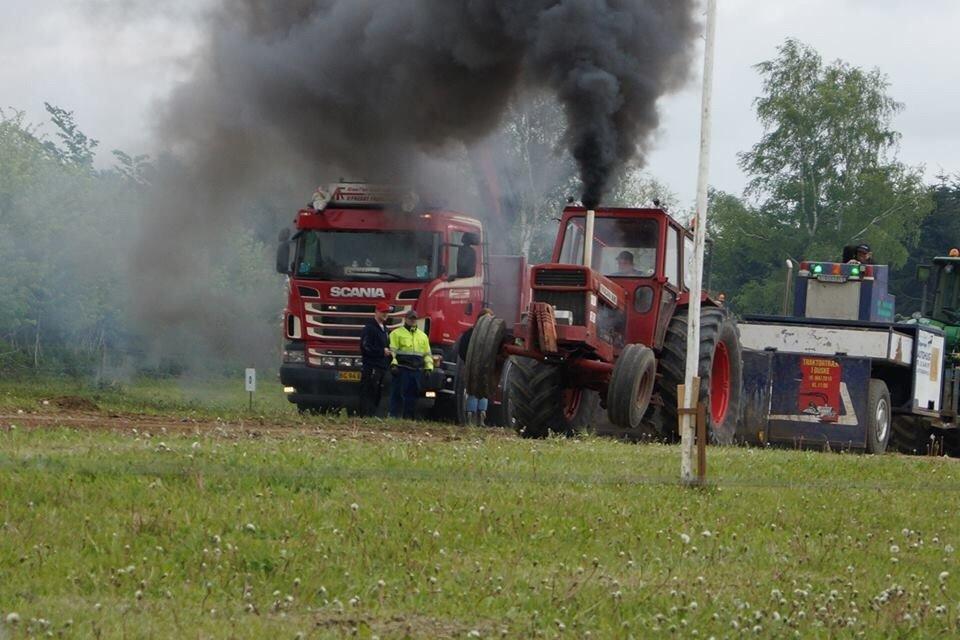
<box><xmin>283</xmin><ymin>349</ymin><xmax>306</xmax><ymax>364</ymax></box>
<box><xmin>338</xmin><ymin>357</ymin><xmax>354</xmax><ymax>368</ymax></box>
<box><xmin>321</xmin><ymin>357</ymin><xmax>337</xmax><ymax>368</ymax></box>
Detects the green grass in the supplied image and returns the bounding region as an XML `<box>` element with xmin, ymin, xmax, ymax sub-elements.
<box><xmin>1</xmin><ymin>400</ymin><xmax>959</xmax><ymax>638</ymax></box>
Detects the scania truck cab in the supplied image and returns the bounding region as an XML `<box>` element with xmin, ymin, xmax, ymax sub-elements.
<box><xmin>276</xmin><ymin>183</ymin><xmax>489</xmax><ymax>418</ymax></box>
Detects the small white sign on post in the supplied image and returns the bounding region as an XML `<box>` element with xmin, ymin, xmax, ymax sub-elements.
<box><xmin>245</xmin><ymin>368</ymin><xmax>256</xmax><ymax>411</ymax></box>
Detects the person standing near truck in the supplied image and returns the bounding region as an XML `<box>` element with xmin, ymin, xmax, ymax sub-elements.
<box><xmin>359</xmin><ymin>302</ymin><xmax>392</xmax><ymax>417</ymax></box>
<box><xmin>459</xmin><ymin>308</ymin><xmax>494</xmax><ymax>425</ymax></box>
<box><xmin>389</xmin><ymin>310</ymin><xmax>433</xmax><ymax>419</ymax></box>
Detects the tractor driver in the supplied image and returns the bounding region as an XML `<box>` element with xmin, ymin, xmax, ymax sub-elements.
<box><xmin>845</xmin><ymin>243</ymin><xmax>873</xmax><ymax>265</ymax></box>
<box><xmin>613</xmin><ymin>250</ymin><xmax>645</xmax><ymax>277</ymax></box>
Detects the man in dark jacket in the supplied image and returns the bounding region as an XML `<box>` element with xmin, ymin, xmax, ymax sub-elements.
<box><xmin>359</xmin><ymin>302</ymin><xmax>392</xmax><ymax>417</ymax></box>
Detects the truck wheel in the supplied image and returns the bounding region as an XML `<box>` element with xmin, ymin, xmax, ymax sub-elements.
<box><xmin>651</xmin><ymin>307</ymin><xmax>743</xmax><ymax>445</ymax></box>
<box><xmin>866</xmin><ymin>379</ymin><xmax>891</xmax><ymax>454</ymax></box>
<box><xmin>890</xmin><ymin>416</ymin><xmax>932</xmax><ymax>454</ymax></box>
<box><xmin>607</xmin><ymin>344</ymin><xmax>657</xmax><ymax>429</ymax></box>
<box><xmin>508</xmin><ymin>357</ymin><xmax>599</xmax><ymax>438</ymax></box>
<box><xmin>464</xmin><ymin>315</ymin><xmax>506</xmax><ymax>399</ymax></box>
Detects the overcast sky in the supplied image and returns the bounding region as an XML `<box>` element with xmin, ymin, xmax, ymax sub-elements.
<box><xmin>3</xmin><ymin>1</ymin><xmax>959</xmax><ymax>208</ymax></box>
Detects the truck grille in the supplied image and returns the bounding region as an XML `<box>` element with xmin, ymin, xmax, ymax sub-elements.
<box><xmin>304</xmin><ymin>302</ymin><xmax>406</xmax><ymax>340</ymax></box>
<box><xmin>534</xmin><ymin>268</ymin><xmax>587</xmax><ymax>287</ymax></box>
<box><xmin>533</xmin><ymin>290</ymin><xmax>586</xmax><ymax>325</ymax></box>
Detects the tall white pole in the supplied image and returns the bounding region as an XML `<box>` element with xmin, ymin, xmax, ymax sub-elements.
<box><xmin>681</xmin><ymin>0</ymin><xmax>717</xmax><ymax>485</ymax></box>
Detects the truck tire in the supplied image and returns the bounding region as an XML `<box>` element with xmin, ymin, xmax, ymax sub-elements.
<box><xmin>890</xmin><ymin>415</ymin><xmax>932</xmax><ymax>454</ymax></box>
<box><xmin>464</xmin><ymin>315</ymin><xmax>506</xmax><ymax>399</ymax></box>
<box><xmin>650</xmin><ymin>306</ymin><xmax>743</xmax><ymax>445</ymax></box>
<box><xmin>508</xmin><ymin>357</ymin><xmax>599</xmax><ymax>438</ymax></box>
<box><xmin>866</xmin><ymin>379</ymin><xmax>891</xmax><ymax>454</ymax></box>
<box><xmin>607</xmin><ymin>344</ymin><xmax>657</xmax><ymax>430</ymax></box>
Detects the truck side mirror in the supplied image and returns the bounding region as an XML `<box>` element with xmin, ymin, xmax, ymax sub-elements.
<box><xmin>276</xmin><ymin>228</ymin><xmax>292</xmax><ymax>275</ymax></box>
<box><xmin>916</xmin><ymin>265</ymin><xmax>931</xmax><ymax>283</ymax></box>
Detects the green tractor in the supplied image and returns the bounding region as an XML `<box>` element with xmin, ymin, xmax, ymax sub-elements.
<box><xmin>896</xmin><ymin>254</ymin><xmax>960</xmax><ymax>454</ymax></box>
<box><xmin>915</xmin><ymin>256</ymin><xmax>960</xmax><ymax>351</ymax></box>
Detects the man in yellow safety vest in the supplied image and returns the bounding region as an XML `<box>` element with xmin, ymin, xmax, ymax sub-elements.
<box><xmin>388</xmin><ymin>309</ymin><xmax>433</xmax><ymax>419</ymax></box>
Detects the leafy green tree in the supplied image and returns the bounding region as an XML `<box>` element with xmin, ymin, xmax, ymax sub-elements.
<box><xmin>42</xmin><ymin>103</ymin><xmax>99</xmax><ymax>169</ymax></box>
<box><xmin>713</xmin><ymin>39</ymin><xmax>932</xmax><ymax>313</ymax></box>
<box><xmin>890</xmin><ymin>178</ymin><xmax>960</xmax><ymax>314</ymax></box>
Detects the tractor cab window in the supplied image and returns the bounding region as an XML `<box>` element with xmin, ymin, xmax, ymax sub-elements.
<box><xmin>935</xmin><ymin>263</ymin><xmax>960</xmax><ymax>322</ymax></box>
<box><xmin>558</xmin><ymin>217</ymin><xmax>659</xmax><ymax>278</ymax></box>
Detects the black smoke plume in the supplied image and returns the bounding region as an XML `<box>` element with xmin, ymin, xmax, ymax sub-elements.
<box><xmin>156</xmin><ymin>0</ymin><xmax>696</xmax><ymax>206</ymax></box>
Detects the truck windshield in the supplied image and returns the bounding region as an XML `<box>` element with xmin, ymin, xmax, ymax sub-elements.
<box><xmin>558</xmin><ymin>217</ymin><xmax>659</xmax><ymax>278</ymax></box>
<box><xmin>294</xmin><ymin>230</ymin><xmax>441</xmax><ymax>281</ymax></box>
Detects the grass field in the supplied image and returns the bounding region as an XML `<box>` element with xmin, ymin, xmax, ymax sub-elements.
<box><xmin>1</xmin><ymin>377</ymin><xmax>959</xmax><ymax>638</ymax></box>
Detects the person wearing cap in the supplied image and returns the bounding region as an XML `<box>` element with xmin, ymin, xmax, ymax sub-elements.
<box><xmin>388</xmin><ymin>309</ymin><xmax>434</xmax><ymax>419</ymax></box>
<box><xmin>613</xmin><ymin>250</ymin><xmax>645</xmax><ymax>276</ymax></box>
<box><xmin>846</xmin><ymin>243</ymin><xmax>873</xmax><ymax>265</ymax></box>
<box><xmin>359</xmin><ymin>302</ymin><xmax>392</xmax><ymax>417</ymax></box>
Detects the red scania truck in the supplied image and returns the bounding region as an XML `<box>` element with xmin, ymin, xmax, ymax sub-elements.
<box><xmin>275</xmin><ymin>182</ymin><xmax>525</xmax><ymax>420</ymax></box>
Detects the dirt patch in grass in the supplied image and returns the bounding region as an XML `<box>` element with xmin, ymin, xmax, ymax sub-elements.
<box><xmin>0</xmin><ymin>409</ymin><xmax>506</xmax><ymax>444</ymax></box>
<box><xmin>53</xmin><ymin>395</ymin><xmax>100</xmax><ymax>411</ymax></box>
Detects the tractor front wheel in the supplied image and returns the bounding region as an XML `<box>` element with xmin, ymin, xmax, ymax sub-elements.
<box><xmin>508</xmin><ymin>357</ymin><xmax>599</xmax><ymax>438</ymax></box>
<box><xmin>607</xmin><ymin>344</ymin><xmax>657</xmax><ymax>430</ymax></box>
<box><xmin>651</xmin><ymin>307</ymin><xmax>743</xmax><ymax>444</ymax></box>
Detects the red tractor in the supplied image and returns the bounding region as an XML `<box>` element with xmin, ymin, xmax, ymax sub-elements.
<box><xmin>464</xmin><ymin>205</ymin><xmax>742</xmax><ymax>441</ymax></box>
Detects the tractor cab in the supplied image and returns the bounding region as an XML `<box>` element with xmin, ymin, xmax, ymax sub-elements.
<box><xmin>550</xmin><ymin>206</ymin><xmax>701</xmax><ymax>351</ymax></box>
<box><xmin>916</xmin><ymin>255</ymin><xmax>960</xmax><ymax>354</ymax></box>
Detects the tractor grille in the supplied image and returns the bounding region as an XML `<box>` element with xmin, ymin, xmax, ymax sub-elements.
<box><xmin>534</xmin><ymin>268</ymin><xmax>587</xmax><ymax>287</ymax></box>
<box><xmin>304</xmin><ymin>302</ymin><xmax>406</xmax><ymax>340</ymax></box>
<box><xmin>533</xmin><ymin>290</ymin><xmax>586</xmax><ymax>325</ymax></box>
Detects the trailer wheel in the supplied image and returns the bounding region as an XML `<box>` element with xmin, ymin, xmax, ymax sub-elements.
<box><xmin>607</xmin><ymin>344</ymin><xmax>657</xmax><ymax>429</ymax></box>
<box><xmin>651</xmin><ymin>307</ymin><xmax>743</xmax><ymax>444</ymax></box>
<box><xmin>866</xmin><ymin>379</ymin><xmax>891</xmax><ymax>454</ymax></box>
<box><xmin>508</xmin><ymin>357</ymin><xmax>599</xmax><ymax>438</ymax></box>
<box><xmin>464</xmin><ymin>315</ymin><xmax>506</xmax><ymax>399</ymax></box>
<box><xmin>890</xmin><ymin>415</ymin><xmax>932</xmax><ymax>454</ymax></box>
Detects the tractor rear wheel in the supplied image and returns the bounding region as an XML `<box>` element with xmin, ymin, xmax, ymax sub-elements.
<box><xmin>607</xmin><ymin>344</ymin><xmax>657</xmax><ymax>429</ymax></box>
<box><xmin>650</xmin><ymin>306</ymin><xmax>743</xmax><ymax>444</ymax></box>
<box><xmin>508</xmin><ymin>357</ymin><xmax>599</xmax><ymax>438</ymax></box>
<box><xmin>464</xmin><ymin>315</ymin><xmax>506</xmax><ymax>399</ymax></box>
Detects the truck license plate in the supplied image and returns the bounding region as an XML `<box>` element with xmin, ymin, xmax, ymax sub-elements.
<box><xmin>337</xmin><ymin>371</ymin><xmax>362</xmax><ymax>382</ymax></box>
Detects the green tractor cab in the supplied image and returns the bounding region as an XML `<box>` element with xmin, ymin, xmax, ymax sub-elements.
<box><xmin>914</xmin><ymin>256</ymin><xmax>960</xmax><ymax>359</ymax></box>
